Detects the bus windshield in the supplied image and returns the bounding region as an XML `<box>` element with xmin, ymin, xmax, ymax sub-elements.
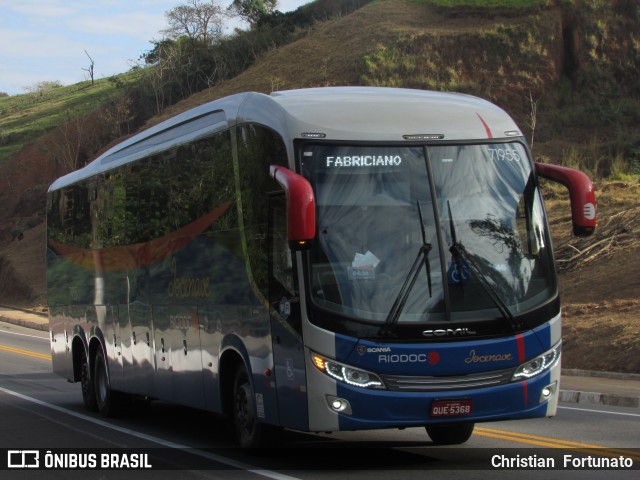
<box><xmin>301</xmin><ymin>143</ymin><xmax>555</xmax><ymax>325</ymax></box>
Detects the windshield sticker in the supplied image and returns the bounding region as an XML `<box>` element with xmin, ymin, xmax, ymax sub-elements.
<box><xmin>448</xmin><ymin>258</ymin><xmax>470</xmax><ymax>284</ymax></box>
<box><xmin>325</xmin><ymin>155</ymin><xmax>402</xmax><ymax>168</ymax></box>
<box><xmin>352</xmin><ymin>251</ymin><xmax>380</xmax><ymax>268</ymax></box>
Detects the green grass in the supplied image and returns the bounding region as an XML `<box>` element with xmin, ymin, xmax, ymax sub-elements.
<box><xmin>0</xmin><ymin>70</ymin><xmax>141</xmax><ymax>164</ymax></box>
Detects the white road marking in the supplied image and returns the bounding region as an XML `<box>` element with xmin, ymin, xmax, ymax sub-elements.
<box><xmin>559</xmin><ymin>405</ymin><xmax>640</xmax><ymax>418</ymax></box>
<box><xmin>0</xmin><ymin>329</ymin><xmax>49</xmax><ymax>341</ymax></box>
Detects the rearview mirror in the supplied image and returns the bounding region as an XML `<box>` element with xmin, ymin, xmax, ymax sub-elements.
<box><xmin>269</xmin><ymin>165</ymin><xmax>316</xmax><ymax>250</ymax></box>
<box><xmin>534</xmin><ymin>162</ymin><xmax>596</xmax><ymax>237</ymax></box>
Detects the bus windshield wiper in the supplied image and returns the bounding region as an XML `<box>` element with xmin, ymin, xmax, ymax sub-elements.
<box><xmin>447</xmin><ymin>201</ymin><xmax>521</xmax><ymax>331</ymax></box>
<box><xmin>380</xmin><ymin>201</ymin><xmax>432</xmax><ymax>336</ymax></box>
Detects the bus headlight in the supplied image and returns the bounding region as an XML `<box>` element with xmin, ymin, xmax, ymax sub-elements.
<box><xmin>512</xmin><ymin>342</ymin><xmax>561</xmax><ymax>381</ymax></box>
<box><xmin>311</xmin><ymin>352</ymin><xmax>386</xmax><ymax>389</ymax></box>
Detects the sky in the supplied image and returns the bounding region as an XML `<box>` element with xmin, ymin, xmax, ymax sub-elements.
<box><xmin>0</xmin><ymin>0</ymin><xmax>308</xmax><ymax>96</ymax></box>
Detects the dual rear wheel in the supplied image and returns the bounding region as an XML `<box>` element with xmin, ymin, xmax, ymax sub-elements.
<box><xmin>79</xmin><ymin>346</ymin><xmax>122</xmax><ymax>417</ymax></box>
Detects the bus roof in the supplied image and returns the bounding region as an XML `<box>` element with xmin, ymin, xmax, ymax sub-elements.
<box><xmin>49</xmin><ymin>87</ymin><xmax>523</xmax><ymax>191</ymax></box>
<box><xmin>268</xmin><ymin>87</ymin><xmax>522</xmax><ymax>143</ymax></box>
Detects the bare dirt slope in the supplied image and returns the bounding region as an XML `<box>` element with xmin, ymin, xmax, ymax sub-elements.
<box><xmin>548</xmin><ymin>180</ymin><xmax>640</xmax><ymax>374</ymax></box>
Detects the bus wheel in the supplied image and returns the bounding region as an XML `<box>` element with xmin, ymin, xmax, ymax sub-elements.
<box><xmin>93</xmin><ymin>347</ymin><xmax>118</xmax><ymax>417</ymax></box>
<box><xmin>232</xmin><ymin>365</ymin><xmax>264</xmax><ymax>448</ymax></box>
<box><xmin>80</xmin><ymin>351</ymin><xmax>98</xmax><ymax>412</ymax></box>
<box><xmin>426</xmin><ymin>422</ymin><xmax>475</xmax><ymax>445</ymax></box>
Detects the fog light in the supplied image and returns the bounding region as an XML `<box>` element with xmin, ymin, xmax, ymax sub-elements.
<box><xmin>540</xmin><ymin>381</ymin><xmax>557</xmax><ymax>403</ymax></box>
<box><xmin>326</xmin><ymin>395</ymin><xmax>352</xmax><ymax>415</ymax></box>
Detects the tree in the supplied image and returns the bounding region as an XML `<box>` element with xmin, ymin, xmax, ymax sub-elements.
<box><xmin>82</xmin><ymin>50</ymin><xmax>95</xmax><ymax>84</ymax></box>
<box><xmin>163</xmin><ymin>0</ymin><xmax>225</xmax><ymax>44</ymax></box>
<box><xmin>228</xmin><ymin>0</ymin><xmax>278</xmax><ymax>28</ymax></box>
<box><xmin>47</xmin><ymin>111</ymin><xmax>86</xmax><ymax>174</ymax></box>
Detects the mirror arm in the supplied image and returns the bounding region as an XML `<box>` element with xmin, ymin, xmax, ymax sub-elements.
<box><xmin>535</xmin><ymin>162</ymin><xmax>597</xmax><ymax>237</ymax></box>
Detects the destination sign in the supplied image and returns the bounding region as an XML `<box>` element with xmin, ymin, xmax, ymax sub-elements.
<box><xmin>325</xmin><ymin>155</ymin><xmax>403</xmax><ymax>168</ymax></box>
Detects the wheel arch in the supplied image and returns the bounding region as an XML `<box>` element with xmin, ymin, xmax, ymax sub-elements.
<box><xmin>219</xmin><ymin>334</ymin><xmax>252</xmax><ymax>418</ymax></box>
<box><xmin>71</xmin><ymin>335</ymin><xmax>88</xmax><ymax>383</ymax></box>
<box><xmin>86</xmin><ymin>328</ymin><xmax>108</xmax><ymax>382</ymax></box>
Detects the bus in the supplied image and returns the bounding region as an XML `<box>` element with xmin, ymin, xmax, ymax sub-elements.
<box><xmin>46</xmin><ymin>87</ymin><xmax>596</xmax><ymax>447</ymax></box>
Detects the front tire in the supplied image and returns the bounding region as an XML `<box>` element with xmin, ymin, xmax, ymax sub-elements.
<box><xmin>232</xmin><ymin>365</ymin><xmax>265</xmax><ymax>448</ymax></box>
<box><xmin>426</xmin><ymin>422</ymin><xmax>475</xmax><ymax>445</ymax></box>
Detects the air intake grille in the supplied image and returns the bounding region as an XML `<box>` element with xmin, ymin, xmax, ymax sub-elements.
<box><xmin>381</xmin><ymin>367</ymin><xmax>515</xmax><ymax>392</ymax></box>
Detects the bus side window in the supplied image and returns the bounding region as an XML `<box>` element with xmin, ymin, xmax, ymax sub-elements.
<box><xmin>270</xmin><ymin>194</ymin><xmax>296</xmax><ymax>295</ymax></box>
<box><xmin>237</xmin><ymin>123</ymin><xmax>289</xmax><ymax>299</ymax></box>
<box><xmin>269</xmin><ymin>193</ymin><xmax>300</xmax><ymax>333</ymax></box>
<box><xmin>516</xmin><ymin>187</ymin><xmax>541</xmax><ymax>257</ymax></box>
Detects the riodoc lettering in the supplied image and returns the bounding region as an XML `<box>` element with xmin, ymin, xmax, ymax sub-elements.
<box><xmin>379</xmin><ymin>353</ymin><xmax>428</xmax><ymax>363</ymax></box>
<box><xmin>326</xmin><ymin>155</ymin><xmax>402</xmax><ymax>168</ymax></box>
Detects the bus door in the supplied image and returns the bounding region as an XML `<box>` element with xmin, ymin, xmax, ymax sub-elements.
<box><xmin>268</xmin><ymin>193</ymin><xmax>309</xmax><ymax>431</ymax></box>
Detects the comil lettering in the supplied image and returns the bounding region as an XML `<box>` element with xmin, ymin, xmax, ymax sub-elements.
<box><xmin>326</xmin><ymin>155</ymin><xmax>402</xmax><ymax>168</ymax></box>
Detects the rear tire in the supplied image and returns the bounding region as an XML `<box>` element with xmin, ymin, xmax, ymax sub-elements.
<box><xmin>426</xmin><ymin>422</ymin><xmax>475</xmax><ymax>445</ymax></box>
<box><xmin>80</xmin><ymin>350</ymin><xmax>98</xmax><ymax>412</ymax></box>
<box><xmin>93</xmin><ymin>347</ymin><xmax>121</xmax><ymax>417</ymax></box>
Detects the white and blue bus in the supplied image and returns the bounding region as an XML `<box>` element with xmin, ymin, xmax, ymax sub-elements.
<box><xmin>47</xmin><ymin>87</ymin><xmax>596</xmax><ymax>447</ymax></box>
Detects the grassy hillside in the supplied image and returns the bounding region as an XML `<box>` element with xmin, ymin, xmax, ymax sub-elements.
<box><xmin>0</xmin><ymin>73</ymin><xmax>141</xmax><ymax>164</ymax></box>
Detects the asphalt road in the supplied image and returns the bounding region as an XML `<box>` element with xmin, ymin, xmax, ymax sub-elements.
<box><xmin>1</xmin><ymin>320</ymin><xmax>638</xmax><ymax>479</ymax></box>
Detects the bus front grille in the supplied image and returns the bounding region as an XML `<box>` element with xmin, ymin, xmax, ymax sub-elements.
<box><xmin>381</xmin><ymin>368</ymin><xmax>515</xmax><ymax>392</ymax></box>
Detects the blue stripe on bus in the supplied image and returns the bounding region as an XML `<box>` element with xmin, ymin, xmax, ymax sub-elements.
<box><xmin>337</xmin><ymin>332</ymin><xmax>548</xmax><ymax>377</ymax></box>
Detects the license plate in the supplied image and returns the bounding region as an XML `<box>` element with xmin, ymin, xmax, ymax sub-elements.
<box><xmin>430</xmin><ymin>398</ymin><xmax>473</xmax><ymax>417</ymax></box>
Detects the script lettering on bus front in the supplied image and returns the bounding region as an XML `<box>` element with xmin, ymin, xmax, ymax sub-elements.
<box><xmin>167</xmin><ymin>258</ymin><xmax>211</xmax><ymax>299</ymax></box>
